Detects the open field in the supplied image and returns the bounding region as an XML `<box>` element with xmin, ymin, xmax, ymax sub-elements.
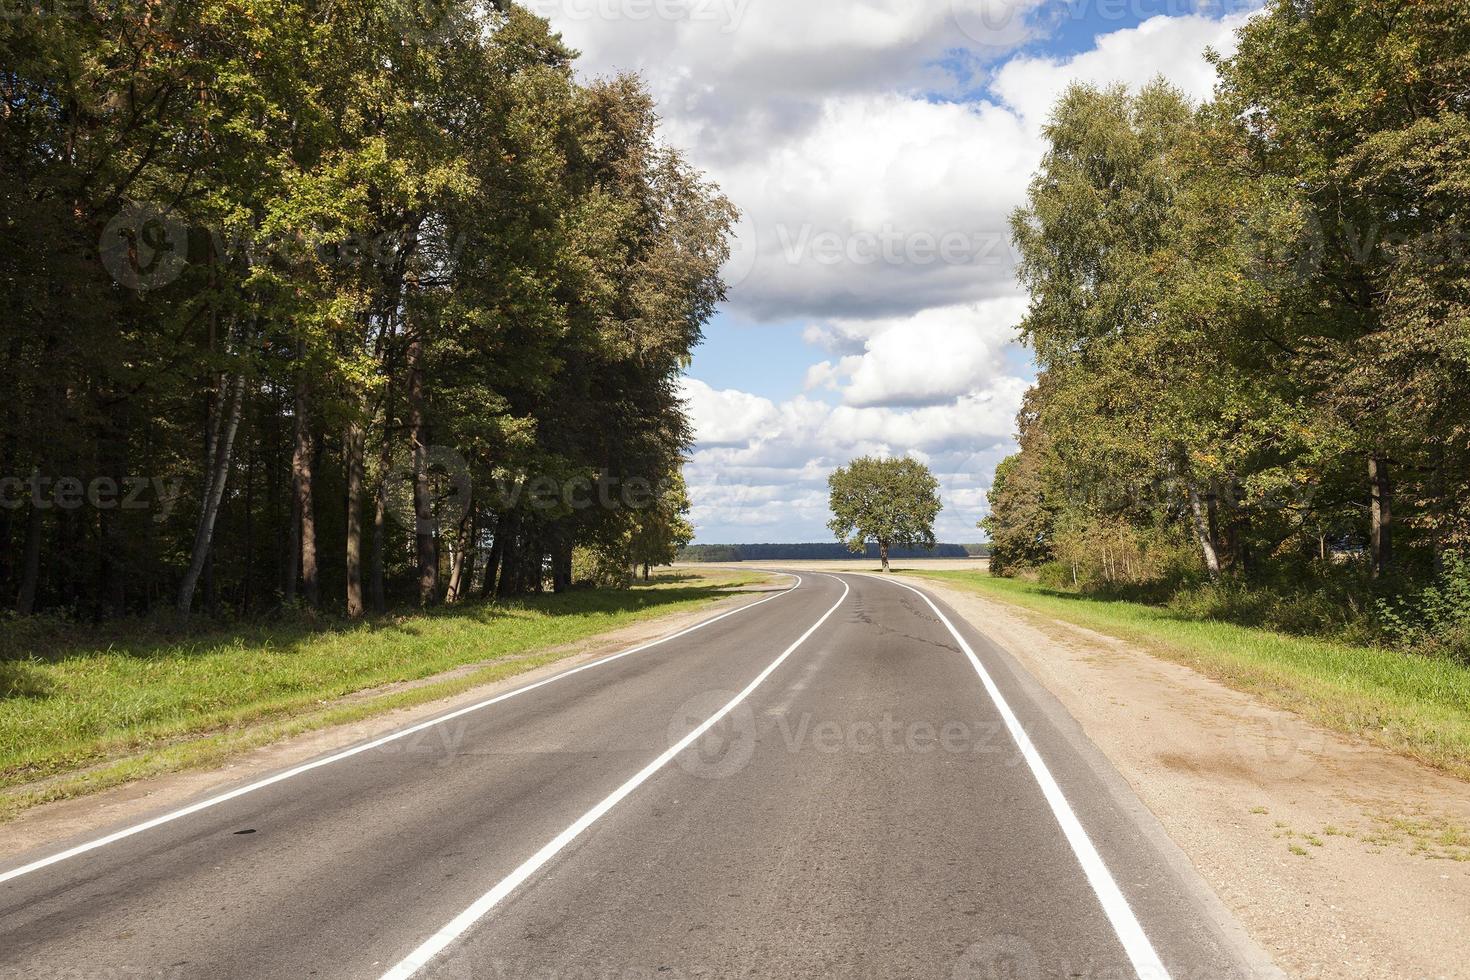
<box><xmin>677</xmin><ymin>558</ymin><xmax>989</xmax><ymax>574</ymax></box>
<box><xmin>0</xmin><ymin>568</ymin><xmax>773</xmax><ymax>820</ymax></box>
<box><xmin>909</xmin><ymin>570</ymin><xmax>1470</xmax><ymax>780</ymax></box>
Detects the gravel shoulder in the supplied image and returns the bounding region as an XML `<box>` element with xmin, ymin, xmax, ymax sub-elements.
<box><xmin>915</xmin><ymin>575</ymin><xmax>1470</xmax><ymax>980</ymax></box>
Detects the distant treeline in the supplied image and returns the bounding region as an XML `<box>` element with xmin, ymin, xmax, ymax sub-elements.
<box><xmin>679</xmin><ymin>543</ymin><xmax>987</xmax><ymax>562</ymax></box>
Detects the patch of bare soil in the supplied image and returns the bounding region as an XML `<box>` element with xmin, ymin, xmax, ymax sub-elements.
<box><xmin>920</xmin><ymin>577</ymin><xmax>1470</xmax><ymax>980</ymax></box>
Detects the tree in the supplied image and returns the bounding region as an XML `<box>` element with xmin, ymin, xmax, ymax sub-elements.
<box><xmin>0</xmin><ymin>1</ymin><xmax>732</xmax><ymax>619</ymax></box>
<box><xmin>1216</xmin><ymin>0</ymin><xmax>1470</xmax><ymax>576</ymax></box>
<box><xmin>827</xmin><ymin>457</ymin><xmax>941</xmax><ymax>573</ymax></box>
<box><xmin>629</xmin><ymin>473</ymin><xmax>696</xmax><ymax>580</ymax></box>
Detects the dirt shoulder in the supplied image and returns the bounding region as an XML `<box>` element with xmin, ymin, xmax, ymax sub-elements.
<box><xmin>0</xmin><ymin>580</ymin><xmax>785</xmax><ymax>865</ymax></box>
<box><xmin>915</xmin><ymin>575</ymin><xmax>1470</xmax><ymax>980</ymax></box>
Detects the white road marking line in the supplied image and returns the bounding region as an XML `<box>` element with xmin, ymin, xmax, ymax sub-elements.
<box><xmin>873</xmin><ymin>575</ymin><xmax>1171</xmax><ymax>980</ymax></box>
<box><xmin>0</xmin><ymin>576</ymin><xmax>803</xmax><ymax>887</ymax></box>
<box><xmin>378</xmin><ymin>576</ymin><xmax>851</xmax><ymax>980</ymax></box>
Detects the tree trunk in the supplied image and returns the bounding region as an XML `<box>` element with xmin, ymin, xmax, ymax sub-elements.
<box><xmin>283</xmin><ymin>467</ymin><xmax>301</xmax><ymax>604</ymax></box>
<box><xmin>879</xmin><ymin>540</ymin><xmax>891</xmax><ymax>573</ymax></box>
<box><xmin>292</xmin><ymin>376</ymin><xmax>319</xmax><ymax>608</ymax></box>
<box><xmin>1205</xmin><ymin>492</ymin><xmax>1222</xmax><ymax>564</ymax></box>
<box><xmin>14</xmin><ymin>489</ymin><xmax>42</xmax><ymax>615</ymax></box>
<box><xmin>177</xmin><ymin>372</ymin><xmax>246</xmax><ymax>616</ymax></box>
<box><xmin>445</xmin><ymin>505</ymin><xmax>476</xmax><ymax>604</ymax></box>
<box><xmin>345</xmin><ymin>420</ymin><xmax>366</xmax><ymax>618</ymax></box>
<box><xmin>1369</xmin><ymin>454</ymin><xmax>1392</xmax><ymax>578</ymax></box>
<box><xmin>370</xmin><ymin>416</ymin><xmax>392</xmax><ymax>613</ymax></box>
<box><xmin>407</xmin><ymin>333</ymin><xmax>437</xmax><ymax>606</ymax></box>
<box><xmin>98</xmin><ymin>403</ymin><xmax>130</xmax><ymax>618</ymax></box>
<box><xmin>1186</xmin><ymin>483</ymin><xmax>1223</xmax><ymax>581</ymax></box>
<box><xmin>241</xmin><ymin>419</ymin><xmax>256</xmax><ymax>615</ymax></box>
<box><xmin>482</xmin><ymin>516</ymin><xmax>505</xmax><ymax>600</ymax></box>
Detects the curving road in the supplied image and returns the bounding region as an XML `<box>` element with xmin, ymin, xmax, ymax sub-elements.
<box><xmin>0</xmin><ymin>572</ymin><xmax>1269</xmax><ymax>979</ymax></box>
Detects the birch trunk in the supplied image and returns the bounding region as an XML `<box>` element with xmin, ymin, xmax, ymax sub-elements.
<box><xmin>1187</xmin><ymin>483</ymin><xmax>1222</xmax><ymax>581</ymax></box>
<box><xmin>177</xmin><ymin>372</ymin><xmax>246</xmax><ymax>615</ymax></box>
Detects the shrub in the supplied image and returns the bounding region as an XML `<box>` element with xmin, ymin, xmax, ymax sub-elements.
<box><xmin>1376</xmin><ymin>552</ymin><xmax>1470</xmax><ymax>662</ymax></box>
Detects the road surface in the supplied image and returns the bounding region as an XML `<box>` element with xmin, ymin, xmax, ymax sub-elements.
<box><xmin>0</xmin><ymin>572</ymin><xmax>1267</xmax><ymax>979</ymax></box>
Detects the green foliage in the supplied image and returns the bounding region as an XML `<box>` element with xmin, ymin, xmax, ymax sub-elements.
<box><xmin>1377</xmin><ymin>554</ymin><xmax>1470</xmax><ymax>662</ymax></box>
<box><xmin>827</xmin><ymin>456</ymin><xmax>942</xmax><ymax>569</ymax></box>
<box><xmin>0</xmin><ymin>1</ymin><xmax>732</xmax><ymax>617</ymax></box>
<box><xmin>983</xmin><ymin>451</ymin><xmax>1055</xmax><ymax>575</ymax></box>
<box><xmin>914</xmin><ymin>570</ymin><xmax>1470</xmax><ymax>780</ymax></box>
<box><xmin>677</xmin><ymin>544</ymin><xmax>745</xmax><ymax>563</ymax></box>
<box><xmin>988</xmin><ymin>1</ymin><xmax>1470</xmax><ymax>650</ymax></box>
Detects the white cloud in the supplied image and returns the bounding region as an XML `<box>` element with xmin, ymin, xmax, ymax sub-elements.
<box><xmin>806</xmin><ymin>299</ymin><xmax>1029</xmax><ymax>407</ymax></box>
<box><xmin>991</xmin><ymin>12</ymin><xmax>1253</xmax><ymax>127</ymax></box>
<box><xmin>537</xmin><ymin>3</ymin><xmax>1260</xmax><ymax>542</ymax></box>
<box><xmin>720</xmin><ymin>96</ymin><xmax>1037</xmax><ymax>320</ymax></box>
<box><xmin>681</xmin><ymin>377</ymin><xmax>1026</xmax><ymax>540</ymax></box>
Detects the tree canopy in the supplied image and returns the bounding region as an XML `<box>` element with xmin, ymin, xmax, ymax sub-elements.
<box><xmin>827</xmin><ymin>457</ymin><xmax>942</xmax><ymax>572</ymax></box>
<box><xmin>986</xmin><ymin>0</ymin><xmax>1470</xmax><ymax>650</ymax></box>
<box><xmin>0</xmin><ymin>1</ymin><xmax>727</xmax><ymax>618</ymax></box>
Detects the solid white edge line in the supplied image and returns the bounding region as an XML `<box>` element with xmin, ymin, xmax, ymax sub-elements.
<box><xmin>378</xmin><ymin>575</ymin><xmax>851</xmax><ymax>980</ymax></box>
<box><xmin>872</xmin><ymin>574</ymin><xmax>1171</xmax><ymax>980</ymax></box>
<box><xmin>0</xmin><ymin>574</ymin><xmax>804</xmax><ymax>888</ymax></box>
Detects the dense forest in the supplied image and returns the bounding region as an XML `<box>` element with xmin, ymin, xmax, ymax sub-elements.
<box><xmin>0</xmin><ymin>1</ymin><xmax>723</xmax><ymax>619</ymax></box>
<box><xmin>985</xmin><ymin>0</ymin><xmax>1470</xmax><ymax>656</ymax></box>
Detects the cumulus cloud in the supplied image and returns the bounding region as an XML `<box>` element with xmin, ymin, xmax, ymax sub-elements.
<box><xmin>805</xmin><ymin>299</ymin><xmax>1029</xmax><ymax>407</ymax></box>
<box><xmin>534</xmin><ymin>2</ymin><xmax>1258</xmax><ymax>541</ymax></box>
<box><xmin>681</xmin><ymin>377</ymin><xmax>1026</xmax><ymax>540</ymax></box>
<box><xmin>990</xmin><ymin>11</ymin><xmax>1254</xmax><ymax>127</ymax></box>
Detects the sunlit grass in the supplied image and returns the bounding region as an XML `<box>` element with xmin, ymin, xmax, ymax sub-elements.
<box><xmin>0</xmin><ymin>569</ymin><xmax>773</xmax><ymax>816</ymax></box>
<box><xmin>908</xmin><ymin>570</ymin><xmax>1470</xmax><ymax>780</ymax></box>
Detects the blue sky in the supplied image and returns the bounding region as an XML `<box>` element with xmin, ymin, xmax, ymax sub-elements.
<box><xmin>535</xmin><ymin>0</ymin><xmax>1257</xmax><ymax>543</ymax></box>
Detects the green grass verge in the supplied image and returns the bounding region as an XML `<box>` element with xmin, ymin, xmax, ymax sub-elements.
<box><xmin>907</xmin><ymin>570</ymin><xmax>1470</xmax><ymax>781</ymax></box>
<box><xmin>0</xmin><ymin>569</ymin><xmax>772</xmax><ymax>820</ymax></box>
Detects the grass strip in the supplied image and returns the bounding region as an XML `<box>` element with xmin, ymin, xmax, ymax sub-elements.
<box><xmin>908</xmin><ymin>570</ymin><xmax>1470</xmax><ymax>781</ymax></box>
<box><xmin>0</xmin><ymin>570</ymin><xmax>771</xmax><ymax>820</ymax></box>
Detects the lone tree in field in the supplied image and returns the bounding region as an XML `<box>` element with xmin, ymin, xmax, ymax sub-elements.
<box><xmin>827</xmin><ymin>456</ymin><xmax>942</xmax><ymax>572</ymax></box>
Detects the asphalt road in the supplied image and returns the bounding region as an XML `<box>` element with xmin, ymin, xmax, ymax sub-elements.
<box><xmin>0</xmin><ymin>572</ymin><xmax>1269</xmax><ymax>980</ymax></box>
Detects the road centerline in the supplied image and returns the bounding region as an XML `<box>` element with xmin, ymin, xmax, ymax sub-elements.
<box><xmin>867</xmin><ymin>573</ymin><xmax>1171</xmax><ymax>980</ymax></box>
<box><xmin>0</xmin><ymin>574</ymin><xmax>803</xmax><ymax>888</ymax></box>
<box><xmin>377</xmin><ymin>574</ymin><xmax>852</xmax><ymax>980</ymax></box>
